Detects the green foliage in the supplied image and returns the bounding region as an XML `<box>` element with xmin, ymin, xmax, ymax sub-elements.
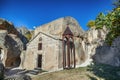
<box><xmin>95</xmin><ymin>0</ymin><xmax>120</xmax><ymax>45</ymax></box>
<box><xmin>95</xmin><ymin>13</ymin><xmax>106</xmax><ymax>29</ymax></box>
<box><xmin>105</xmin><ymin>8</ymin><xmax>120</xmax><ymax>45</ymax></box>
<box><xmin>87</xmin><ymin>20</ymin><xmax>95</xmax><ymax>28</ymax></box>
<box><xmin>24</xmin><ymin>31</ymin><xmax>32</xmax><ymax>41</ymax></box>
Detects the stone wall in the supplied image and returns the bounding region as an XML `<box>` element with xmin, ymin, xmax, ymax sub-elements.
<box><xmin>23</xmin><ymin>32</ymin><xmax>61</xmax><ymax>71</ymax></box>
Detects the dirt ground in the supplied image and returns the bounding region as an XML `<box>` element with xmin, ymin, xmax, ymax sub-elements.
<box><xmin>32</xmin><ymin>67</ymin><xmax>99</xmax><ymax>80</ymax></box>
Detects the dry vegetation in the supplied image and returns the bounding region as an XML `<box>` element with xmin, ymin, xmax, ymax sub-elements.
<box><xmin>32</xmin><ymin>67</ymin><xmax>96</xmax><ymax>80</ymax></box>
<box><xmin>32</xmin><ymin>63</ymin><xmax>120</xmax><ymax>80</ymax></box>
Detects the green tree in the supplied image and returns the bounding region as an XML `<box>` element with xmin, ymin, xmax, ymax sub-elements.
<box><xmin>87</xmin><ymin>20</ymin><xmax>95</xmax><ymax>28</ymax></box>
<box><xmin>95</xmin><ymin>0</ymin><xmax>120</xmax><ymax>45</ymax></box>
<box><xmin>105</xmin><ymin>8</ymin><xmax>120</xmax><ymax>45</ymax></box>
<box><xmin>24</xmin><ymin>31</ymin><xmax>32</xmax><ymax>41</ymax></box>
<box><xmin>95</xmin><ymin>13</ymin><xmax>106</xmax><ymax>29</ymax></box>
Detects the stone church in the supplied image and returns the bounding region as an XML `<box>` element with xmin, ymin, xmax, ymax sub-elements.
<box><xmin>21</xmin><ymin>17</ymin><xmax>88</xmax><ymax>71</ymax></box>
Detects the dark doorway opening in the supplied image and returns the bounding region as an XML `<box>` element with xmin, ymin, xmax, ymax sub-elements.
<box><xmin>38</xmin><ymin>55</ymin><xmax>42</xmax><ymax>68</ymax></box>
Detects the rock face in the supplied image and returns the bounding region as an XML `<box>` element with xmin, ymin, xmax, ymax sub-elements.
<box><xmin>34</xmin><ymin>16</ymin><xmax>84</xmax><ymax>38</ymax></box>
<box><xmin>17</xmin><ymin>27</ymin><xmax>29</xmax><ymax>49</ymax></box>
<box><xmin>83</xmin><ymin>26</ymin><xmax>108</xmax><ymax>56</ymax></box>
<box><xmin>0</xmin><ymin>61</ymin><xmax>4</xmax><ymax>80</ymax></box>
<box><xmin>93</xmin><ymin>36</ymin><xmax>120</xmax><ymax>66</ymax></box>
<box><xmin>0</xmin><ymin>19</ymin><xmax>24</xmax><ymax>68</ymax></box>
<box><xmin>87</xmin><ymin>27</ymin><xmax>120</xmax><ymax>67</ymax></box>
<box><xmin>0</xmin><ymin>30</ymin><xmax>23</xmax><ymax>67</ymax></box>
<box><xmin>77</xmin><ymin>26</ymin><xmax>108</xmax><ymax>66</ymax></box>
<box><xmin>5</xmin><ymin>34</ymin><xmax>23</xmax><ymax>67</ymax></box>
<box><xmin>17</xmin><ymin>27</ymin><xmax>29</xmax><ymax>35</ymax></box>
<box><xmin>0</xmin><ymin>18</ymin><xmax>19</xmax><ymax>35</ymax></box>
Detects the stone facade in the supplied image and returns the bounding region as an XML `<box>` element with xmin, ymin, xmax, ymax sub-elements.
<box><xmin>23</xmin><ymin>32</ymin><xmax>62</xmax><ymax>71</ymax></box>
<box><xmin>21</xmin><ymin>17</ymin><xmax>87</xmax><ymax>71</ymax></box>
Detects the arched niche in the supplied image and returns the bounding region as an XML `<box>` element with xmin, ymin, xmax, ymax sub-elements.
<box><xmin>62</xmin><ymin>25</ymin><xmax>76</xmax><ymax>69</ymax></box>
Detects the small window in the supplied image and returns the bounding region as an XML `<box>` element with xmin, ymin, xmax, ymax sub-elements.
<box><xmin>39</xmin><ymin>37</ymin><xmax>42</xmax><ymax>41</ymax></box>
<box><xmin>38</xmin><ymin>43</ymin><xmax>42</xmax><ymax>50</ymax></box>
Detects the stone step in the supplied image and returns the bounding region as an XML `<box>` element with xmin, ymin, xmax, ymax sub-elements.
<box><xmin>27</xmin><ymin>70</ymin><xmax>39</xmax><ymax>75</ymax></box>
<box><xmin>34</xmin><ymin>67</ymin><xmax>42</xmax><ymax>70</ymax></box>
<box><xmin>31</xmin><ymin>70</ymin><xmax>39</xmax><ymax>73</ymax></box>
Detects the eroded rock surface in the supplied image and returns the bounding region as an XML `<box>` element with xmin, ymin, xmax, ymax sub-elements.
<box><xmin>0</xmin><ymin>31</ymin><xmax>23</xmax><ymax>67</ymax></box>
<box><xmin>0</xmin><ymin>61</ymin><xmax>4</xmax><ymax>80</ymax></box>
<box><xmin>0</xmin><ymin>19</ymin><xmax>24</xmax><ymax>68</ymax></box>
<box><xmin>93</xmin><ymin>36</ymin><xmax>120</xmax><ymax>66</ymax></box>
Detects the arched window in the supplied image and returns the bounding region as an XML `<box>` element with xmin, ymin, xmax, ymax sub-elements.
<box><xmin>39</xmin><ymin>37</ymin><xmax>42</xmax><ymax>41</ymax></box>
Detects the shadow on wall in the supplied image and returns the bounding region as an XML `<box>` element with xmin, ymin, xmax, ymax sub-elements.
<box><xmin>4</xmin><ymin>35</ymin><xmax>21</xmax><ymax>68</ymax></box>
<box><xmin>89</xmin><ymin>38</ymin><xmax>120</xmax><ymax>80</ymax></box>
<box><xmin>87</xmin><ymin>62</ymin><xmax>120</xmax><ymax>80</ymax></box>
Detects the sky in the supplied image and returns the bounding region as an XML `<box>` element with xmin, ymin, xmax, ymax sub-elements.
<box><xmin>0</xmin><ymin>0</ymin><xmax>114</xmax><ymax>30</ymax></box>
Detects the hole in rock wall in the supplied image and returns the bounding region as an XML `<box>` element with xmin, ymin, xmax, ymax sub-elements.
<box><xmin>0</xmin><ymin>48</ymin><xmax>4</xmax><ymax>61</ymax></box>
